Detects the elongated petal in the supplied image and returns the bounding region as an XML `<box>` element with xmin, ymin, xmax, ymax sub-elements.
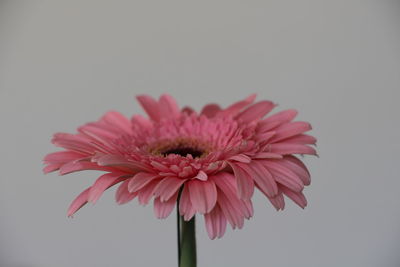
<box><xmin>213</xmin><ymin>172</ymin><xmax>252</xmax><ymax>226</ymax></box>
<box><xmin>228</xmin><ymin>154</ymin><xmax>251</xmax><ymax>163</ymax></box>
<box><xmin>43</xmin><ymin>163</ymin><xmax>62</xmax><ymax>174</ymax></box>
<box><xmin>78</xmin><ymin>124</ymin><xmax>117</xmax><ymax>147</ymax></box>
<box><xmin>67</xmin><ymin>187</ymin><xmax>90</xmax><ymax>217</ymax></box>
<box><xmin>217</xmin><ymin>190</ymin><xmax>245</xmax><ymax>229</ymax></box>
<box><xmin>101</xmin><ymin>111</ymin><xmax>132</xmax><ymax>133</ymax></box>
<box><xmin>236</xmin><ymin>101</ymin><xmax>275</xmax><ymax>123</ymax></box>
<box><xmin>239</xmin><ymin>161</ymin><xmax>278</xmax><ymax>197</ymax></box>
<box><xmin>44</xmin><ymin>151</ymin><xmax>86</xmax><ymax>163</ymax></box>
<box><xmin>128</xmin><ymin>172</ymin><xmax>159</xmax><ymax>193</ymax></box>
<box><xmin>136</xmin><ymin>95</ymin><xmax>161</xmax><ymax>122</ymax></box>
<box><xmin>131</xmin><ymin>114</ymin><xmax>153</xmax><ymax>129</ymax></box>
<box><xmin>51</xmin><ymin>133</ymin><xmax>95</xmax><ymax>154</ymax></box>
<box><xmin>95</xmin><ymin>154</ymin><xmax>145</xmax><ymax>171</ymax></box>
<box><xmin>280</xmin><ymin>186</ymin><xmax>307</xmax><ymax>208</ymax></box>
<box><xmin>270</xmin><ymin>122</ymin><xmax>312</xmax><ymax>143</ymax></box>
<box><xmin>281</xmin><ymin>156</ymin><xmax>311</xmax><ymax>185</ymax></box>
<box><xmin>154</xmin><ymin>177</ymin><xmax>185</xmax><ymax>202</ymax></box>
<box><xmin>281</xmin><ymin>134</ymin><xmax>317</xmax><ymax>145</ymax></box>
<box><xmin>88</xmin><ymin>173</ymin><xmax>126</xmax><ymax>203</ymax></box>
<box><xmin>179</xmin><ymin>185</ymin><xmax>196</xmax><ymax>221</ymax></box>
<box><xmin>219</xmin><ymin>94</ymin><xmax>256</xmax><ymax>117</ymax></box>
<box><xmin>268</xmin><ymin>143</ymin><xmax>317</xmax><ymax>155</ymax></box>
<box><xmin>159</xmin><ymin>94</ymin><xmax>180</xmax><ymax>119</ymax></box>
<box><xmin>242</xmin><ymin>199</ymin><xmax>254</xmax><ymax>218</ymax></box>
<box><xmin>154</xmin><ymin>191</ymin><xmax>178</xmax><ymax>219</ymax></box>
<box><xmin>253</xmin><ymin>152</ymin><xmax>283</xmax><ymax>159</ymax></box>
<box><xmin>262</xmin><ymin>109</ymin><xmax>298</xmax><ymax>124</ymax></box>
<box><xmin>59</xmin><ymin>161</ymin><xmax>113</xmax><ymax>175</ymax></box>
<box><xmin>188</xmin><ymin>179</ymin><xmax>217</xmax><ymax>214</ymax></box>
<box><xmin>205</xmin><ymin>205</ymin><xmax>227</xmax><ymax>239</ymax></box>
<box><xmin>115</xmin><ymin>179</ymin><xmax>138</xmax><ymax>204</ymax></box>
<box><xmin>137</xmin><ymin>179</ymin><xmax>160</xmax><ymax>205</ymax></box>
<box><xmin>229</xmin><ymin>163</ymin><xmax>254</xmax><ymax>200</ymax></box>
<box><xmin>263</xmin><ymin>161</ymin><xmax>304</xmax><ymax>192</ymax></box>
<box><xmin>267</xmin><ymin>192</ymin><xmax>285</xmax><ymax>211</ymax></box>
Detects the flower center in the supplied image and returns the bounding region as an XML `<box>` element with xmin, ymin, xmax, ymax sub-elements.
<box><xmin>161</xmin><ymin>147</ymin><xmax>204</xmax><ymax>158</ymax></box>
<box><xmin>148</xmin><ymin>138</ymin><xmax>211</xmax><ymax>158</ymax></box>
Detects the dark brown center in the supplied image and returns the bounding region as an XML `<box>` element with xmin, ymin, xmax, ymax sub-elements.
<box><xmin>162</xmin><ymin>147</ymin><xmax>204</xmax><ymax>158</ymax></box>
<box><xmin>148</xmin><ymin>137</ymin><xmax>211</xmax><ymax>158</ymax></box>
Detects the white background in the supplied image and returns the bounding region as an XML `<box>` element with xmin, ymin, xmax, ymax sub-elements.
<box><xmin>1</xmin><ymin>1</ymin><xmax>399</xmax><ymax>266</ymax></box>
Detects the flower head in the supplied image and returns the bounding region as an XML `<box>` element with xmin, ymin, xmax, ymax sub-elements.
<box><xmin>43</xmin><ymin>94</ymin><xmax>316</xmax><ymax>239</ymax></box>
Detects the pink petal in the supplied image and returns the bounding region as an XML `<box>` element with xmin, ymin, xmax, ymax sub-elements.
<box><xmin>188</xmin><ymin>179</ymin><xmax>217</xmax><ymax>214</ymax></box>
<box><xmin>204</xmin><ymin>205</ymin><xmax>227</xmax><ymax>239</ymax></box>
<box><xmin>254</xmin><ymin>131</ymin><xmax>276</xmax><ymax>143</ymax></box>
<box><xmin>115</xmin><ymin>179</ymin><xmax>138</xmax><ymax>204</ymax></box>
<box><xmin>200</xmin><ymin>104</ymin><xmax>221</xmax><ymax>118</ymax></box>
<box><xmin>67</xmin><ymin>187</ymin><xmax>91</xmax><ymax>217</ymax></box>
<box><xmin>154</xmin><ymin>177</ymin><xmax>185</xmax><ymax>202</ymax></box>
<box><xmin>281</xmin><ymin>134</ymin><xmax>317</xmax><ymax>145</ymax></box>
<box><xmin>236</xmin><ymin>100</ymin><xmax>275</xmax><ymax>123</ymax></box>
<box><xmin>280</xmin><ymin>186</ymin><xmax>307</xmax><ymax>208</ymax></box>
<box><xmin>159</xmin><ymin>94</ymin><xmax>180</xmax><ymax>119</ymax></box>
<box><xmin>95</xmin><ymin>154</ymin><xmax>146</xmax><ymax>172</ymax></box>
<box><xmin>59</xmin><ymin>161</ymin><xmax>113</xmax><ymax>175</ymax></box>
<box><xmin>229</xmin><ymin>163</ymin><xmax>254</xmax><ymax>200</ymax></box>
<box><xmin>51</xmin><ymin>133</ymin><xmax>95</xmax><ymax>155</ymax></box>
<box><xmin>253</xmin><ymin>152</ymin><xmax>283</xmax><ymax>159</ymax></box>
<box><xmin>154</xmin><ymin>192</ymin><xmax>178</xmax><ymax>219</ymax></box>
<box><xmin>268</xmin><ymin>143</ymin><xmax>317</xmax><ymax>155</ymax></box>
<box><xmin>267</xmin><ymin>192</ymin><xmax>285</xmax><ymax>211</ymax></box>
<box><xmin>150</xmin><ymin>161</ymin><xmax>171</xmax><ymax>172</ymax></box>
<box><xmin>83</xmin><ymin>121</ymin><xmax>122</xmax><ymax>135</ymax></box>
<box><xmin>219</xmin><ymin>94</ymin><xmax>256</xmax><ymax>117</ymax></box>
<box><xmin>217</xmin><ymin>190</ymin><xmax>245</xmax><ymax>229</ymax></box>
<box><xmin>194</xmin><ymin>170</ymin><xmax>208</xmax><ymax>181</ymax></box>
<box><xmin>52</xmin><ymin>133</ymin><xmax>95</xmax><ymax>154</ymax></box>
<box><xmin>43</xmin><ymin>163</ymin><xmax>62</xmax><ymax>174</ymax></box>
<box><xmin>136</xmin><ymin>95</ymin><xmax>161</xmax><ymax>122</ymax></box>
<box><xmin>78</xmin><ymin>124</ymin><xmax>118</xmax><ymax>146</ymax></box>
<box><xmin>228</xmin><ymin>154</ymin><xmax>251</xmax><ymax>163</ymax></box>
<box><xmin>263</xmin><ymin>109</ymin><xmax>298</xmax><ymax>124</ymax></box>
<box><xmin>179</xmin><ymin>185</ymin><xmax>196</xmax><ymax>221</ymax></box>
<box><xmin>131</xmin><ymin>114</ymin><xmax>153</xmax><ymax>129</ymax></box>
<box><xmin>281</xmin><ymin>156</ymin><xmax>311</xmax><ymax>185</ymax></box>
<box><xmin>88</xmin><ymin>173</ymin><xmax>126</xmax><ymax>203</ymax></box>
<box><xmin>213</xmin><ymin>172</ymin><xmax>252</xmax><ymax>226</ymax></box>
<box><xmin>214</xmin><ymin>172</ymin><xmax>252</xmax><ymax>218</ymax></box>
<box><xmin>270</xmin><ymin>122</ymin><xmax>312</xmax><ymax>143</ymax></box>
<box><xmin>257</xmin><ymin>109</ymin><xmax>298</xmax><ymax>133</ymax></box>
<box><xmin>101</xmin><ymin>111</ymin><xmax>132</xmax><ymax>133</ymax></box>
<box><xmin>138</xmin><ymin>179</ymin><xmax>160</xmax><ymax>205</ymax></box>
<box><xmin>239</xmin><ymin>161</ymin><xmax>278</xmax><ymax>197</ymax></box>
<box><xmin>128</xmin><ymin>172</ymin><xmax>159</xmax><ymax>193</ymax></box>
<box><xmin>263</xmin><ymin>161</ymin><xmax>304</xmax><ymax>192</ymax></box>
<box><xmin>43</xmin><ymin>151</ymin><xmax>86</xmax><ymax>163</ymax></box>
<box><xmin>242</xmin><ymin>199</ymin><xmax>254</xmax><ymax>218</ymax></box>
<box><xmin>257</xmin><ymin>121</ymin><xmax>283</xmax><ymax>133</ymax></box>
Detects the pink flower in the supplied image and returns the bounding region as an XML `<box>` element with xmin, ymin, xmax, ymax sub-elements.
<box><xmin>43</xmin><ymin>94</ymin><xmax>316</xmax><ymax>239</ymax></box>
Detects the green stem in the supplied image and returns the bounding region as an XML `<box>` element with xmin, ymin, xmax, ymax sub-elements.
<box><xmin>178</xmin><ymin>215</ymin><xmax>197</xmax><ymax>267</ymax></box>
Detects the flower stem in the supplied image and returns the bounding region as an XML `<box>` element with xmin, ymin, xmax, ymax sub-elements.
<box><xmin>178</xmin><ymin>215</ymin><xmax>197</xmax><ymax>267</ymax></box>
<box><xmin>177</xmin><ymin>190</ymin><xmax>197</xmax><ymax>267</ymax></box>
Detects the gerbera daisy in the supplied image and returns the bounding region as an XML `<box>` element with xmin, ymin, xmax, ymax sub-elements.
<box><xmin>43</xmin><ymin>94</ymin><xmax>316</xmax><ymax>240</ymax></box>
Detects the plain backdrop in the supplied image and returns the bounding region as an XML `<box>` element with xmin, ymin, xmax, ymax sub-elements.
<box><xmin>1</xmin><ymin>1</ymin><xmax>399</xmax><ymax>267</ymax></box>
